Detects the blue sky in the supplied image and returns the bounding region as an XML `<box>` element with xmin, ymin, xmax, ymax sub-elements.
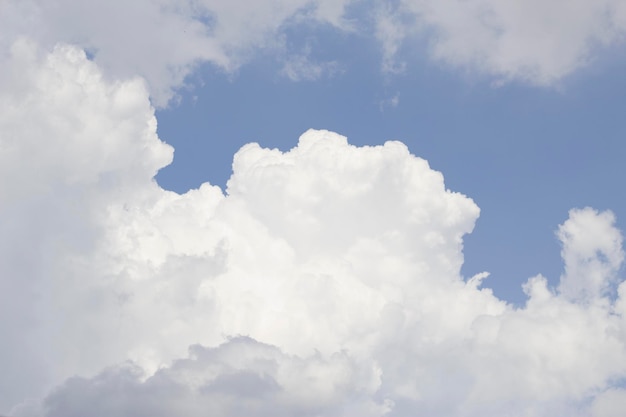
<box><xmin>4</xmin><ymin>1</ymin><xmax>626</xmax><ymax>416</ymax></box>
<box><xmin>155</xmin><ymin>31</ymin><xmax>626</xmax><ymax>304</ymax></box>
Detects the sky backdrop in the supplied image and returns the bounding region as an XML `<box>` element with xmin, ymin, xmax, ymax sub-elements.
<box><xmin>2</xmin><ymin>1</ymin><xmax>626</xmax><ymax>416</ymax></box>
<box><xmin>155</xmin><ymin>48</ymin><xmax>626</xmax><ymax>303</ymax></box>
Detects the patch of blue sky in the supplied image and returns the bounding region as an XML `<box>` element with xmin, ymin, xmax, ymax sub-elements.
<box><xmin>155</xmin><ymin>27</ymin><xmax>626</xmax><ymax>306</ymax></box>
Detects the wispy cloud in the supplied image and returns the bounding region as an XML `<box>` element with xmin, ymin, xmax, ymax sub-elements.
<box><xmin>0</xmin><ymin>0</ymin><xmax>356</xmax><ymax>106</ymax></box>
<box><xmin>280</xmin><ymin>46</ymin><xmax>343</xmax><ymax>81</ymax></box>
<box><xmin>3</xmin><ymin>0</ymin><xmax>625</xmax><ymax>110</ymax></box>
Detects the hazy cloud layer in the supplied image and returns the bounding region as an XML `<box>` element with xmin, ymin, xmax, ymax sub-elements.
<box><xmin>0</xmin><ymin>0</ymin><xmax>355</xmax><ymax>105</ymax></box>
<box><xmin>2</xmin><ymin>43</ymin><xmax>626</xmax><ymax>417</ymax></box>
<box><xmin>2</xmin><ymin>0</ymin><xmax>626</xmax><ymax>108</ymax></box>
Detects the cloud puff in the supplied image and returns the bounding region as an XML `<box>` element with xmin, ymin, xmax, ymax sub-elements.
<box><xmin>3</xmin><ymin>42</ymin><xmax>626</xmax><ymax>417</ymax></box>
<box><xmin>378</xmin><ymin>0</ymin><xmax>626</xmax><ymax>85</ymax></box>
<box><xmin>558</xmin><ymin>208</ymin><xmax>624</xmax><ymax>303</ymax></box>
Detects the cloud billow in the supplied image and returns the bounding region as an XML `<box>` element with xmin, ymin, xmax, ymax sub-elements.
<box><xmin>2</xmin><ymin>43</ymin><xmax>626</xmax><ymax>417</ymax></box>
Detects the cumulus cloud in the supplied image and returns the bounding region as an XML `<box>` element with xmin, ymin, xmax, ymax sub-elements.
<box><xmin>0</xmin><ymin>39</ymin><xmax>173</xmax><ymax>410</ymax></box>
<box><xmin>3</xmin><ymin>41</ymin><xmax>626</xmax><ymax>417</ymax></box>
<box><xmin>378</xmin><ymin>0</ymin><xmax>626</xmax><ymax>85</ymax></box>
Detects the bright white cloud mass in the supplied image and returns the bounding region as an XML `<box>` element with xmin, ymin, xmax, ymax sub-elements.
<box><xmin>3</xmin><ymin>1</ymin><xmax>626</xmax><ymax>417</ymax></box>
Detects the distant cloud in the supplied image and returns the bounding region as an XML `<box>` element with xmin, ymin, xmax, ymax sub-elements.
<box><xmin>3</xmin><ymin>0</ymin><xmax>625</xmax><ymax>109</ymax></box>
<box><xmin>379</xmin><ymin>93</ymin><xmax>400</xmax><ymax>110</ymax></box>
<box><xmin>558</xmin><ymin>208</ymin><xmax>624</xmax><ymax>302</ymax></box>
<box><xmin>280</xmin><ymin>46</ymin><xmax>343</xmax><ymax>81</ymax></box>
<box><xmin>378</xmin><ymin>0</ymin><xmax>626</xmax><ymax>85</ymax></box>
<box><xmin>0</xmin><ymin>0</ymin><xmax>355</xmax><ymax>106</ymax></box>
<box><xmin>374</xmin><ymin>4</ymin><xmax>409</xmax><ymax>74</ymax></box>
<box><xmin>3</xmin><ymin>43</ymin><xmax>626</xmax><ymax>417</ymax></box>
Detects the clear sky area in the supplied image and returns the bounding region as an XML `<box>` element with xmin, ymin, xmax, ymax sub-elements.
<box><xmin>3</xmin><ymin>1</ymin><xmax>626</xmax><ymax>416</ymax></box>
<box><xmin>156</xmin><ymin>37</ymin><xmax>626</xmax><ymax>304</ymax></box>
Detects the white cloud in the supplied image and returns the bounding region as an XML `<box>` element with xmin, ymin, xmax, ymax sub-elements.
<box><xmin>558</xmin><ymin>207</ymin><xmax>624</xmax><ymax>303</ymax></box>
<box><xmin>3</xmin><ymin>41</ymin><xmax>626</xmax><ymax>417</ymax></box>
<box><xmin>379</xmin><ymin>0</ymin><xmax>626</xmax><ymax>85</ymax></box>
<box><xmin>0</xmin><ymin>39</ymin><xmax>173</xmax><ymax>410</ymax></box>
